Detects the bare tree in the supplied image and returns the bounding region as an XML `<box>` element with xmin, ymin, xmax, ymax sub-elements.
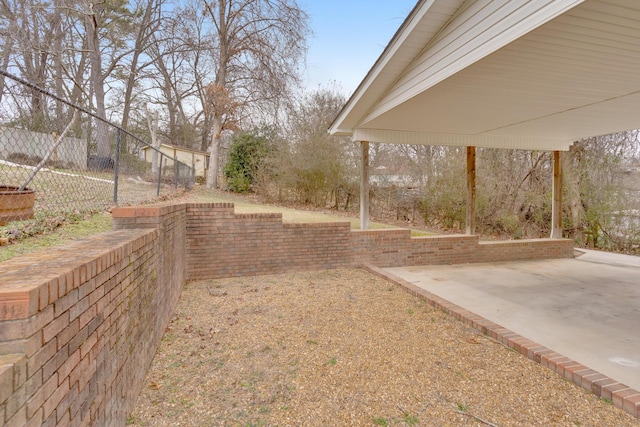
<box><xmin>120</xmin><ymin>0</ymin><xmax>164</xmax><ymax>132</ymax></box>
<box><xmin>202</xmin><ymin>0</ymin><xmax>309</xmax><ymax>188</ymax></box>
<box><xmin>564</xmin><ymin>131</ymin><xmax>639</xmax><ymax>249</ymax></box>
<box><xmin>266</xmin><ymin>86</ymin><xmax>356</xmax><ymax>208</ymax></box>
<box><xmin>82</xmin><ymin>1</ymin><xmax>110</xmax><ymax>155</ymax></box>
<box><xmin>0</xmin><ymin>0</ymin><xmax>61</xmax><ymax>123</ymax></box>
<box><xmin>145</xmin><ymin>0</ymin><xmax>213</xmax><ymax>149</ymax></box>
<box><xmin>77</xmin><ymin>0</ymin><xmax>137</xmax><ymax>156</ymax></box>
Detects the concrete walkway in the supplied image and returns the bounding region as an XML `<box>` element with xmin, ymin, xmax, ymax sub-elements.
<box><xmin>385</xmin><ymin>249</ymin><xmax>640</xmax><ymax>391</ymax></box>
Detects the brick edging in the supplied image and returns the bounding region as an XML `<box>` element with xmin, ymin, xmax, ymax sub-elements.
<box><xmin>362</xmin><ymin>264</ymin><xmax>640</xmax><ymax>420</ymax></box>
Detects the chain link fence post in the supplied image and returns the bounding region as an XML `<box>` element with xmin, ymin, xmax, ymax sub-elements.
<box><xmin>174</xmin><ymin>156</ymin><xmax>179</xmax><ymax>189</ymax></box>
<box><xmin>113</xmin><ymin>129</ymin><xmax>121</xmax><ymax>204</ymax></box>
<box><xmin>157</xmin><ymin>155</ymin><xmax>163</xmax><ymax>197</ymax></box>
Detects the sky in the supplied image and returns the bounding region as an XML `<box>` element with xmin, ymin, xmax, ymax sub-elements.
<box><xmin>299</xmin><ymin>0</ymin><xmax>418</xmax><ymax>96</ymax></box>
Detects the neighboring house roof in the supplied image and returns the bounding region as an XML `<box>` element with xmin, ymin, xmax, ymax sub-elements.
<box><xmin>329</xmin><ymin>0</ymin><xmax>640</xmax><ymax>152</ymax></box>
<box><xmin>140</xmin><ymin>143</ymin><xmax>209</xmax><ymax>156</ymax></box>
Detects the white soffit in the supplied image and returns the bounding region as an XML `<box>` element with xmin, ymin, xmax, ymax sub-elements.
<box><xmin>331</xmin><ymin>0</ymin><xmax>640</xmax><ymax>152</ymax></box>
<box><xmin>329</xmin><ymin>0</ymin><xmax>467</xmax><ymax>134</ymax></box>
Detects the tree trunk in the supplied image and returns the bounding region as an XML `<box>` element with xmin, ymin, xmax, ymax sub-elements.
<box><xmin>206</xmin><ymin>115</ymin><xmax>222</xmax><ymax>188</ymax></box>
<box><xmin>52</xmin><ymin>0</ymin><xmax>64</xmax><ymax>121</ymax></box>
<box><xmin>85</xmin><ymin>10</ymin><xmax>110</xmax><ymax>157</ymax></box>
<box><xmin>146</xmin><ymin>106</ymin><xmax>160</xmax><ymax>175</ymax></box>
<box><xmin>0</xmin><ymin>39</ymin><xmax>11</xmax><ymax>106</ymax></box>
<box><xmin>121</xmin><ymin>0</ymin><xmax>158</xmax><ymax>132</ymax></box>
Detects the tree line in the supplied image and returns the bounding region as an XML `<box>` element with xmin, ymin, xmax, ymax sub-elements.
<box><xmin>0</xmin><ymin>0</ymin><xmax>308</xmax><ymax>186</ymax></box>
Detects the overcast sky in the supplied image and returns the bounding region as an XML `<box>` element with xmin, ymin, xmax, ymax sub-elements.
<box><xmin>299</xmin><ymin>0</ymin><xmax>417</xmax><ymax>96</ymax></box>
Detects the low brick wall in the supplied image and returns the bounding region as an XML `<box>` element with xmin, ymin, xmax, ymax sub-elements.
<box><xmin>0</xmin><ymin>201</ymin><xmax>574</xmax><ymax>426</ymax></box>
<box><xmin>350</xmin><ymin>230</ymin><xmax>479</xmax><ymax>267</ymax></box>
<box><xmin>0</xmin><ymin>204</ymin><xmax>185</xmax><ymax>427</ymax></box>
<box><xmin>186</xmin><ymin>203</ymin><xmax>351</xmax><ymax>280</ymax></box>
<box><xmin>183</xmin><ymin>203</ymin><xmax>573</xmax><ymax>275</ymax></box>
<box><xmin>475</xmin><ymin>239</ymin><xmax>575</xmax><ymax>263</ymax></box>
<box><xmin>350</xmin><ymin>229</ymin><xmax>574</xmax><ymax>267</ymax></box>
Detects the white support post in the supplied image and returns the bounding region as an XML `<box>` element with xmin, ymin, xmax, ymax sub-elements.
<box><xmin>360</xmin><ymin>141</ymin><xmax>370</xmax><ymax>230</ymax></box>
<box><xmin>551</xmin><ymin>150</ymin><xmax>563</xmax><ymax>239</ymax></box>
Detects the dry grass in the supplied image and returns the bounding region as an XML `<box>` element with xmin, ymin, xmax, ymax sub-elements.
<box><xmin>174</xmin><ymin>186</ymin><xmax>433</xmax><ymax>235</ymax></box>
<box><xmin>130</xmin><ymin>269</ymin><xmax>640</xmax><ymax>427</ymax></box>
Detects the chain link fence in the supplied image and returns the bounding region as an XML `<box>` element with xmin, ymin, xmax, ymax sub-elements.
<box><xmin>0</xmin><ymin>70</ymin><xmax>194</xmax><ymax>228</ymax></box>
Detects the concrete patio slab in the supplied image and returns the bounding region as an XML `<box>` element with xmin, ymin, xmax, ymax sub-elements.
<box><xmin>385</xmin><ymin>251</ymin><xmax>640</xmax><ymax>391</ymax></box>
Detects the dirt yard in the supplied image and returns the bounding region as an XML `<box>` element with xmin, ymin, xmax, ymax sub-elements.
<box><xmin>130</xmin><ymin>268</ymin><xmax>640</xmax><ymax>426</ymax></box>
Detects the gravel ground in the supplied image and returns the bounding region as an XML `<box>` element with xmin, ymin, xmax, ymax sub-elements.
<box><xmin>130</xmin><ymin>268</ymin><xmax>640</xmax><ymax>426</ymax></box>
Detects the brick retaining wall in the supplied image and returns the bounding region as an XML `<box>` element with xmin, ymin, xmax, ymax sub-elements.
<box><xmin>180</xmin><ymin>203</ymin><xmax>573</xmax><ymax>275</ymax></box>
<box><xmin>0</xmin><ymin>204</ymin><xmax>185</xmax><ymax>426</ymax></box>
<box><xmin>185</xmin><ymin>203</ymin><xmax>351</xmax><ymax>280</ymax></box>
<box><xmin>0</xmin><ymin>201</ymin><xmax>574</xmax><ymax>426</ymax></box>
<box><xmin>350</xmin><ymin>229</ymin><xmax>573</xmax><ymax>267</ymax></box>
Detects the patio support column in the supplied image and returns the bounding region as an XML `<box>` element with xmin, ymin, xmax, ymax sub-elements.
<box><xmin>466</xmin><ymin>146</ymin><xmax>476</xmax><ymax>235</ymax></box>
<box><xmin>551</xmin><ymin>150</ymin><xmax>563</xmax><ymax>239</ymax></box>
<box><xmin>360</xmin><ymin>140</ymin><xmax>370</xmax><ymax>230</ymax></box>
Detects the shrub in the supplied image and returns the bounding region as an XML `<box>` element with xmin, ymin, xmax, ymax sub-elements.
<box><xmin>224</xmin><ymin>132</ymin><xmax>271</xmax><ymax>193</ymax></box>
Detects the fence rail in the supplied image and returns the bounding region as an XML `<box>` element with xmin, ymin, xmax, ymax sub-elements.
<box><xmin>0</xmin><ymin>70</ymin><xmax>193</xmax><ymax>227</ymax></box>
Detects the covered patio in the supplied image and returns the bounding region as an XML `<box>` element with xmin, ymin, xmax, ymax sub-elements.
<box><xmin>330</xmin><ymin>0</ymin><xmax>640</xmax><ymax>237</ymax></box>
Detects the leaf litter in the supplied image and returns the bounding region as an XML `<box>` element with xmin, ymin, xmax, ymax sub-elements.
<box><xmin>130</xmin><ymin>268</ymin><xmax>640</xmax><ymax>426</ymax></box>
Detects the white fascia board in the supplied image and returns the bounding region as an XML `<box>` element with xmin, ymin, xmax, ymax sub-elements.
<box><xmin>352</xmin><ymin>128</ymin><xmax>574</xmax><ymax>152</ymax></box>
<box><xmin>328</xmin><ymin>0</ymin><xmax>441</xmax><ymax>136</ymax></box>
<box><xmin>360</xmin><ymin>0</ymin><xmax>586</xmax><ymax>127</ymax></box>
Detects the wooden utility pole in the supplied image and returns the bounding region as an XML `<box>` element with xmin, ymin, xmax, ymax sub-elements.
<box><xmin>466</xmin><ymin>146</ymin><xmax>476</xmax><ymax>235</ymax></box>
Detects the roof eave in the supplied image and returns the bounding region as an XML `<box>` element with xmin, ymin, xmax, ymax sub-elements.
<box><xmin>328</xmin><ymin>0</ymin><xmax>443</xmax><ymax>136</ymax></box>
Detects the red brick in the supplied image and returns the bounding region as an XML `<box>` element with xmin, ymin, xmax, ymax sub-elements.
<box><xmin>5</xmin><ymin>382</ymin><xmax>26</xmax><ymax>420</ymax></box>
<box><xmin>110</xmin><ymin>206</ymin><xmax>136</xmax><ymax>218</ymax></box>
<box><xmin>0</xmin><ymin>289</ymin><xmax>35</xmax><ymax>321</ymax></box>
<box><xmin>57</xmin><ymin>349</ymin><xmax>81</xmax><ymax>385</ymax></box>
<box><xmin>591</xmin><ymin>377</ymin><xmax>619</xmax><ymax>397</ymax></box>
<box><xmin>42</xmin><ymin>343</ymin><xmax>69</xmax><ymax>379</ymax></box>
<box><xmin>79</xmin><ymin>304</ymin><xmax>97</xmax><ymax>330</ymax></box>
<box><xmin>69</xmin><ymin>296</ymin><xmax>89</xmax><ymax>322</ymax></box>
<box><xmin>28</xmin><ymin>339</ymin><xmax>57</xmax><ymax>379</ymax></box>
<box><xmin>26</xmin><ymin>374</ymin><xmax>56</xmax><ymax>419</ymax></box>
<box><xmin>38</xmin><ymin>285</ymin><xmax>49</xmax><ymax>311</ymax></box>
<box><xmin>24</xmin><ymin>407</ymin><xmax>43</xmax><ymax>427</ymax></box>
<box><xmin>80</xmin><ymin>332</ymin><xmax>98</xmax><ymax>359</ymax></box>
<box><xmin>54</xmin><ymin>289</ymin><xmax>79</xmax><ymax>318</ymax></box>
<box><xmin>11</xmin><ymin>354</ymin><xmax>27</xmax><ymax>390</ymax></box>
<box><xmin>4</xmin><ymin>404</ymin><xmax>27</xmax><ymax>427</ymax></box>
<box><xmin>57</xmin><ymin>318</ymin><xmax>80</xmax><ymax>351</ymax></box>
<box><xmin>622</xmin><ymin>393</ymin><xmax>640</xmax><ymax>418</ymax></box>
<box><xmin>0</xmin><ymin>362</ymin><xmax>13</xmax><ymax>403</ymax></box>
<box><xmin>77</xmin><ymin>359</ymin><xmax>97</xmax><ymax>392</ymax></box>
<box><xmin>43</xmin><ymin>377</ymin><xmax>69</xmax><ymax>418</ymax></box>
<box><xmin>612</xmin><ymin>387</ymin><xmax>637</xmax><ymax>409</ymax></box>
<box><xmin>42</xmin><ymin>311</ymin><xmax>70</xmax><ymax>344</ymax></box>
<box><xmin>603</xmin><ymin>383</ymin><xmax>630</xmax><ymax>402</ymax></box>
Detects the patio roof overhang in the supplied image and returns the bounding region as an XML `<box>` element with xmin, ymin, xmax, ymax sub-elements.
<box><xmin>329</xmin><ymin>0</ymin><xmax>640</xmax><ymax>152</ymax></box>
